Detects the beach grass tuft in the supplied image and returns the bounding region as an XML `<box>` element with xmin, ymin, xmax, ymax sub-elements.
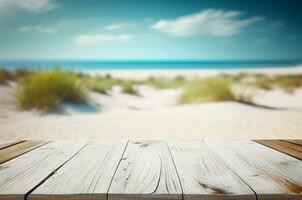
<box><xmin>0</xmin><ymin>67</ymin><xmax>32</xmax><ymax>85</ymax></box>
<box><xmin>3</xmin><ymin>66</ymin><xmax>302</xmax><ymax>110</ymax></box>
<box><xmin>0</xmin><ymin>68</ymin><xmax>11</xmax><ymax>84</ymax></box>
<box><xmin>14</xmin><ymin>68</ymin><xmax>32</xmax><ymax>80</ymax></box>
<box><xmin>137</xmin><ymin>76</ymin><xmax>186</xmax><ymax>89</ymax></box>
<box><xmin>16</xmin><ymin>69</ymin><xmax>87</xmax><ymax>111</ymax></box>
<box><xmin>251</xmin><ymin>75</ymin><xmax>302</xmax><ymax>93</ymax></box>
<box><xmin>89</xmin><ymin>82</ymin><xmax>108</xmax><ymax>94</ymax></box>
<box><xmin>121</xmin><ymin>82</ymin><xmax>138</xmax><ymax>95</ymax></box>
<box><xmin>82</xmin><ymin>77</ymin><xmax>108</xmax><ymax>94</ymax></box>
<box><xmin>178</xmin><ymin>76</ymin><xmax>235</xmax><ymax>104</ymax></box>
<box><xmin>81</xmin><ymin>75</ymin><xmax>123</xmax><ymax>94</ymax></box>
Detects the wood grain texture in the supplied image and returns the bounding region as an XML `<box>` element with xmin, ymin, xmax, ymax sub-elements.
<box><xmin>283</xmin><ymin>140</ymin><xmax>302</xmax><ymax>146</ymax></box>
<box><xmin>108</xmin><ymin>140</ymin><xmax>182</xmax><ymax>200</ymax></box>
<box><xmin>168</xmin><ymin>140</ymin><xmax>255</xmax><ymax>200</ymax></box>
<box><xmin>206</xmin><ymin>140</ymin><xmax>302</xmax><ymax>200</ymax></box>
<box><xmin>0</xmin><ymin>140</ymin><xmax>47</xmax><ymax>164</ymax></box>
<box><xmin>0</xmin><ymin>140</ymin><xmax>301</xmax><ymax>200</ymax></box>
<box><xmin>29</xmin><ymin>140</ymin><xmax>127</xmax><ymax>200</ymax></box>
<box><xmin>255</xmin><ymin>140</ymin><xmax>302</xmax><ymax>160</ymax></box>
<box><xmin>0</xmin><ymin>140</ymin><xmax>24</xmax><ymax>150</ymax></box>
<box><xmin>0</xmin><ymin>140</ymin><xmax>88</xmax><ymax>200</ymax></box>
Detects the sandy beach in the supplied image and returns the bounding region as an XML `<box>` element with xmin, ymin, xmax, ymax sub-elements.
<box><xmin>85</xmin><ymin>65</ymin><xmax>302</xmax><ymax>79</ymax></box>
<box><xmin>0</xmin><ymin>66</ymin><xmax>302</xmax><ymax>140</ymax></box>
<box><xmin>0</xmin><ymin>0</ymin><xmax>302</xmax><ymax>141</ymax></box>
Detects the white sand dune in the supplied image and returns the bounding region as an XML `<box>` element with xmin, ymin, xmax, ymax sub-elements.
<box><xmin>0</xmin><ymin>79</ymin><xmax>302</xmax><ymax>140</ymax></box>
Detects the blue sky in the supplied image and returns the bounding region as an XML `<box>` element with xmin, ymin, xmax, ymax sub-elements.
<box><xmin>0</xmin><ymin>0</ymin><xmax>301</xmax><ymax>60</ymax></box>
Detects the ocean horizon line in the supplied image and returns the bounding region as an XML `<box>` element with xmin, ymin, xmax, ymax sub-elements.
<box><xmin>0</xmin><ymin>59</ymin><xmax>301</xmax><ymax>70</ymax></box>
<box><xmin>0</xmin><ymin>58</ymin><xmax>301</xmax><ymax>62</ymax></box>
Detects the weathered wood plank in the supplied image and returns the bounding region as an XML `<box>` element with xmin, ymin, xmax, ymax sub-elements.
<box><xmin>206</xmin><ymin>140</ymin><xmax>302</xmax><ymax>200</ymax></box>
<box><xmin>0</xmin><ymin>140</ymin><xmax>47</xmax><ymax>164</ymax></box>
<box><xmin>108</xmin><ymin>140</ymin><xmax>182</xmax><ymax>200</ymax></box>
<box><xmin>0</xmin><ymin>140</ymin><xmax>24</xmax><ymax>150</ymax></box>
<box><xmin>29</xmin><ymin>140</ymin><xmax>127</xmax><ymax>200</ymax></box>
<box><xmin>168</xmin><ymin>140</ymin><xmax>255</xmax><ymax>200</ymax></box>
<box><xmin>283</xmin><ymin>140</ymin><xmax>302</xmax><ymax>146</ymax></box>
<box><xmin>0</xmin><ymin>140</ymin><xmax>88</xmax><ymax>200</ymax></box>
<box><xmin>255</xmin><ymin>140</ymin><xmax>302</xmax><ymax>160</ymax></box>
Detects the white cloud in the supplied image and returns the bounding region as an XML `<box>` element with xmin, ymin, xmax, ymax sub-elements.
<box><xmin>73</xmin><ymin>34</ymin><xmax>132</xmax><ymax>45</ymax></box>
<box><xmin>105</xmin><ymin>22</ymin><xmax>135</xmax><ymax>30</ymax></box>
<box><xmin>19</xmin><ymin>25</ymin><xmax>57</xmax><ymax>33</ymax></box>
<box><xmin>151</xmin><ymin>9</ymin><xmax>262</xmax><ymax>37</ymax></box>
<box><xmin>19</xmin><ymin>26</ymin><xmax>30</xmax><ymax>32</ymax></box>
<box><xmin>18</xmin><ymin>0</ymin><xmax>56</xmax><ymax>12</ymax></box>
<box><xmin>0</xmin><ymin>0</ymin><xmax>57</xmax><ymax>13</ymax></box>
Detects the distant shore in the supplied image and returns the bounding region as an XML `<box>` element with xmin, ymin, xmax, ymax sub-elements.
<box><xmin>84</xmin><ymin>65</ymin><xmax>302</xmax><ymax>79</ymax></box>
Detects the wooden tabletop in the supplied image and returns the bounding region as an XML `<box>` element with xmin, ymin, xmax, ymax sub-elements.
<box><xmin>0</xmin><ymin>140</ymin><xmax>301</xmax><ymax>200</ymax></box>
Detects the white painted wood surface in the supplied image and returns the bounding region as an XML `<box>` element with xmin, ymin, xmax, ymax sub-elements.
<box><xmin>29</xmin><ymin>140</ymin><xmax>127</xmax><ymax>200</ymax></box>
<box><xmin>108</xmin><ymin>140</ymin><xmax>182</xmax><ymax>200</ymax></box>
<box><xmin>0</xmin><ymin>140</ymin><xmax>301</xmax><ymax>200</ymax></box>
<box><xmin>206</xmin><ymin>140</ymin><xmax>302</xmax><ymax>200</ymax></box>
<box><xmin>0</xmin><ymin>140</ymin><xmax>88</xmax><ymax>200</ymax></box>
<box><xmin>168</xmin><ymin>140</ymin><xmax>255</xmax><ymax>200</ymax></box>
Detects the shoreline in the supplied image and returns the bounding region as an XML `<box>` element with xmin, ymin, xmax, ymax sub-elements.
<box><xmin>82</xmin><ymin>65</ymin><xmax>302</xmax><ymax>79</ymax></box>
<box><xmin>3</xmin><ymin>64</ymin><xmax>302</xmax><ymax>79</ymax></box>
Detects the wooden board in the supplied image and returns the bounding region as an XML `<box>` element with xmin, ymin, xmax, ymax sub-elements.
<box><xmin>0</xmin><ymin>140</ymin><xmax>88</xmax><ymax>200</ymax></box>
<box><xmin>0</xmin><ymin>140</ymin><xmax>24</xmax><ymax>150</ymax></box>
<box><xmin>255</xmin><ymin>140</ymin><xmax>302</xmax><ymax>160</ymax></box>
<box><xmin>29</xmin><ymin>140</ymin><xmax>128</xmax><ymax>200</ymax></box>
<box><xmin>206</xmin><ymin>140</ymin><xmax>302</xmax><ymax>200</ymax></box>
<box><xmin>168</xmin><ymin>140</ymin><xmax>255</xmax><ymax>200</ymax></box>
<box><xmin>108</xmin><ymin>140</ymin><xmax>182</xmax><ymax>200</ymax></box>
<box><xmin>0</xmin><ymin>140</ymin><xmax>301</xmax><ymax>200</ymax></box>
<box><xmin>283</xmin><ymin>140</ymin><xmax>302</xmax><ymax>146</ymax></box>
<box><xmin>0</xmin><ymin>140</ymin><xmax>47</xmax><ymax>164</ymax></box>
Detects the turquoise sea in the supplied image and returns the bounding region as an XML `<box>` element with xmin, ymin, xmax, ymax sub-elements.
<box><xmin>0</xmin><ymin>60</ymin><xmax>301</xmax><ymax>71</ymax></box>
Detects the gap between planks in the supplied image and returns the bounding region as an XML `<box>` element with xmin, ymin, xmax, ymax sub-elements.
<box><xmin>28</xmin><ymin>140</ymin><xmax>258</xmax><ymax>200</ymax></box>
<box><xmin>0</xmin><ymin>140</ymin><xmax>48</xmax><ymax>164</ymax></box>
<box><xmin>29</xmin><ymin>140</ymin><xmax>129</xmax><ymax>200</ymax></box>
<box><xmin>255</xmin><ymin>140</ymin><xmax>302</xmax><ymax>160</ymax></box>
<box><xmin>0</xmin><ymin>140</ymin><xmax>89</xmax><ymax>200</ymax></box>
<box><xmin>0</xmin><ymin>140</ymin><xmax>24</xmax><ymax>150</ymax></box>
<box><xmin>282</xmin><ymin>140</ymin><xmax>302</xmax><ymax>146</ymax></box>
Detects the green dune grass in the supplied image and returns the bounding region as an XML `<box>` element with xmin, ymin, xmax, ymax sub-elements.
<box><xmin>0</xmin><ymin>68</ymin><xmax>32</xmax><ymax>85</ymax></box>
<box><xmin>81</xmin><ymin>77</ymin><xmax>110</xmax><ymax>95</ymax></box>
<box><xmin>136</xmin><ymin>76</ymin><xmax>186</xmax><ymax>89</ymax></box>
<box><xmin>251</xmin><ymin>75</ymin><xmax>302</xmax><ymax>93</ymax></box>
<box><xmin>16</xmin><ymin>69</ymin><xmax>87</xmax><ymax>112</ymax></box>
<box><xmin>0</xmin><ymin>68</ymin><xmax>10</xmax><ymax>84</ymax></box>
<box><xmin>121</xmin><ymin>82</ymin><xmax>138</xmax><ymax>95</ymax></box>
<box><xmin>1</xmin><ymin>67</ymin><xmax>302</xmax><ymax>111</ymax></box>
<box><xmin>178</xmin><ymin>76</ymin><xmax>235</xmax><ymax>104</ymax></box>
